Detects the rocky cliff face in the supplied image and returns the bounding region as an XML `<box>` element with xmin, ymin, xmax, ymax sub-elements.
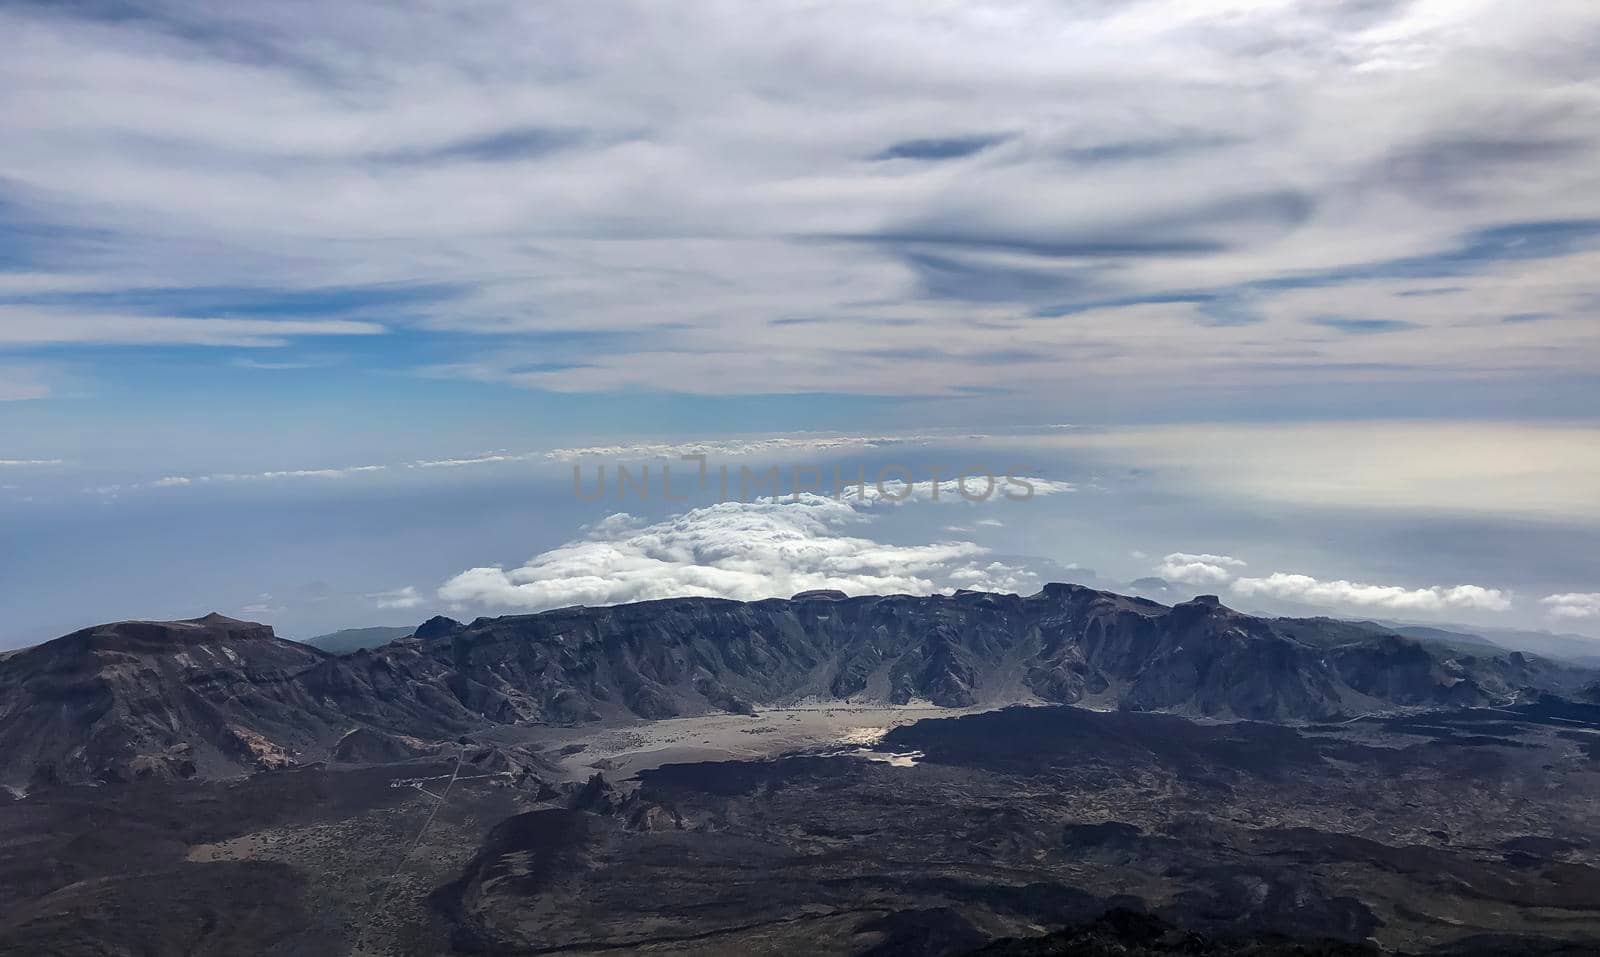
<box><xmin>2</xmin><ymin>588</ymin><xmax>1592</xmax><ymax>787</ymax></box>
<box><xmin>386</xmin><ymin>585</ymin><xmax>1585</xmax><ymax>724</ymax></box>
<box><xmin>0</xmin><ymin>614</ymin><xmax>348</xmax><ymax>787</ymax></box>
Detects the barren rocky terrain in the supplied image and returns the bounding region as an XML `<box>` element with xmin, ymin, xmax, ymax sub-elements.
<box><xmin>3</xmin><ymin>587</ymin><xmax>1600</xmax><ymax>955</ymax></box>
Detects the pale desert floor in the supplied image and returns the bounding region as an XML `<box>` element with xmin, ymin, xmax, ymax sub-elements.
<box><xmin>485</xmin><ymin>700</ymin><xmax>1021</xmax><ymax>782</ymax></box>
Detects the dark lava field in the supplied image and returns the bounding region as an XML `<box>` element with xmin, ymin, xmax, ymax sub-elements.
<box><xmin>6</xmin><ymin>699</ymin><xmax>1600</xmax><ymax>955</ymax></box>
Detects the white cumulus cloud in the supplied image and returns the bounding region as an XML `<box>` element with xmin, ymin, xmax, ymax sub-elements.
<box><xmin>1542</xmin><ymin>593</ymin><xmax>1600</xmax><ymax>620</ymax></box>
<box><xmin>437</xmin><ymin>493</ymin><xmax>1043</xmax><ymax>613</ymax></box>
<box><xmin>1231</xmin><ymin>573</ymin><xmax>1512</xmax><ymax>613</ymax></box>
<box><xmin>1156</xmin><ymin>552</ymin><xmax>1248</xmax><ymax>586</ymax></box>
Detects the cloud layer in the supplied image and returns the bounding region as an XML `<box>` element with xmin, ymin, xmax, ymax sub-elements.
<box><xmin>45</xmin><ymin>429</ymin><xmax>1080</xmax><ymax>505</ymax></box>
<box><xmin>1156</xmin><ymin>552</ymin><xmax>1247</xmax><ymax>586</ymax></box>
<box><xmin>1026</xmin><ymin>422</ymin><xmax>1600</xmax><ymax>523</ymax></box>
<box><xmin>1542</xmin><ymin>593</ymin><xmax>1600</xmax><ymax>620</ymax></box>
<box><xmin>1231</xmin><ymin>573</ymin><xmax>1513</xmax><ymax>614</ymax></box>
<box><xmin>438</xmin><ymin>492</ymin><xmax>1045</xmax><ymax>613</ymax></box>
<box><xmin>1148</xmin><ymin>550</ymin><xmax>1515</xmax><ymax>615</ymax></box>
<box><xmin>2</xmin><ymin>1</ymin><xmax>1598</xmax><ymax>404</ymax></box>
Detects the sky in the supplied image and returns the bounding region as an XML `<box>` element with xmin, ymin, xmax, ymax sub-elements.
<box><xmin>1</xmin><ymin>0</ymin><xmax>1598</xmax><ymax>647</ymax></box>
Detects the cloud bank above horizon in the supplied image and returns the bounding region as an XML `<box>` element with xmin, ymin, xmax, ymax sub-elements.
<box><xmin>436</xmin><ymin>488</ymin><xmax>1060</xmax><ymax>613</ymax></box>
<box><xmin>1145</xmin><ymin>550</ymin><xmax>1520</xmax><ymax>617</ymax></box>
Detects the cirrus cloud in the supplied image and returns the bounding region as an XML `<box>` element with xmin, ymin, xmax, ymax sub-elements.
<box><xmin>0</xmin><ymin>307</ymin><xmax>385</xmax><ymax>348</ymax></box>
<box><xmin>545</xmin><ymin>434</ymin><xmax>984</xmax><ymax>462</ymax></box>
<box><xmin>3</xmin><ymin>1</ymin><xmax>1600</xmax><ymax>405</ymax></box>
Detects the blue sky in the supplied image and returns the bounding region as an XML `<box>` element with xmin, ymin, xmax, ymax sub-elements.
<box><xmin>2</xmin><ymin>0</ymin><xmax>1599</xmax><ymax>645</ymax></box>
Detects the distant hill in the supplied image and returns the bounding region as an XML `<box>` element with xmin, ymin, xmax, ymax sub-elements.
<box><xmin>301</xmin><ymin>625</ymin><xmax>414</xmax><ymax>654</ymax></box>
<box><xmin>1360</xmin><ymin>619</ymin><xmax>1600</xmax><ymax>665</ymax></box>
<box><xmin>1346</xmin><ymin>621</ymin><xmax>1509</xmax><ymax>657</ymax></box>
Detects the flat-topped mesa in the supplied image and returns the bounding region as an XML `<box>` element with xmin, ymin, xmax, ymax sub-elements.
<box><xmin>1035</xmin><ymin>581</ymin><xmax>1100</xmax><ymax>598</ymax></box>
<box><xmin>1168</xmin><ymin>594</ymin><xmax>1238</xmax><ymax>618</ymax></box>
<box><xmin>1160</xmin><ymin>592</ymin><xmax>1223</xmax><ymax>616</ymax></box>
<box><xmin>1031</xmin><ymin>581</ymin><xmax>1169</xmax><ymax>616</ymax></box>
<box><xmin>48</xmin><ymin>613</ymin><xmax>278</xmax><ymax>654</ymax></box>
<box><xmin>0</xmin><ymin>613</ymin><xmax>342</xmax><ymax>788</ymax></box>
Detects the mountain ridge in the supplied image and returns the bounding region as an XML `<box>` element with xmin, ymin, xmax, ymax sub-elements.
<box><xmin>2</xmin><ymin>585</ymin><xmax>1594</xmax><ymax>788</ymax></box>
